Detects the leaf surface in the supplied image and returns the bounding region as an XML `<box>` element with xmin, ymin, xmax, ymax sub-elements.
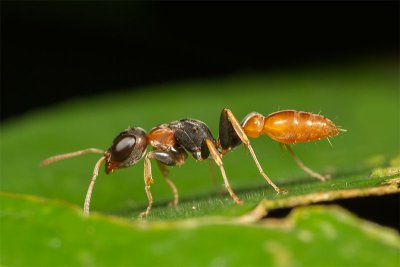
<box><xmin>1</xmin><ymin>60</ymin><xmax>399</xmax><ymax>266</ymax></box>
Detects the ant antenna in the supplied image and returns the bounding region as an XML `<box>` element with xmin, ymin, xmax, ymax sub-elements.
<box><xmin>84</xmin><ymin>155</ymin><xmax>106</xmax><ymax>216</ymax></box>
<box><xmin>40</xmin><ymin>148</ymin><xmax>105</xmax><ymax>166</ymax></box>
<box><xmin>41</xmin><ymin>148</ymin><xmax>107</xmax><ymax>216</ymax></box>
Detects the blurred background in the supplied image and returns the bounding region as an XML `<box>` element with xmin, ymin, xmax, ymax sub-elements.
<box><xmin>1</xmin><ymin>1</ymin><xmax>398</xmax><ymax>121</ymax></box>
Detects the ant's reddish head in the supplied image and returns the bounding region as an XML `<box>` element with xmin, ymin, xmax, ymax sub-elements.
<box><xmin>105</xmin><ymin>127</ymin><xmax>147</xmax><ymax>174</ymax></box>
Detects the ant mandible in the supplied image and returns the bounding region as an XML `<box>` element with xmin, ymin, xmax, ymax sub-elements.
<box><xmin>41</xmin><ymin>108</ymin><xmax>345</xmax><ymax>218</ymax></box>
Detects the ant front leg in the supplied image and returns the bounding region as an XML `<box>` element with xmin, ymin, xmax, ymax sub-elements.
<box><xmin>219</xmin><ymin>108</ymin><xmax>286</xmax><ymax>193</ymax></box>
<box><xmin>140</xmin><ymin>153</ymin><xmax>155</xmax><ymax>219</ymax></box>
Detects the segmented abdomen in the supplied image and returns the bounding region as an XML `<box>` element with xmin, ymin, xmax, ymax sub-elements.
<box><xmin>263</xmin><ymin>110</ymin><xmax>339</xmax><ymax>144</ymax></box>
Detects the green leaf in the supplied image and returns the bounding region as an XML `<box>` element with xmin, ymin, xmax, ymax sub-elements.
<box><xmin>1</xmin><ymin>193</ymin><xmax>399</xmax><ymax>266</ymax></box>
<box><xmin>1</xmin><ymin>59</ymin><xmax>399</xmax><ymax>265</ymax></box>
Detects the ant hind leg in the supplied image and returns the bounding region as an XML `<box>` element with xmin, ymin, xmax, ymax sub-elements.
<box><xmin>208</xmin><ymin>160</ymin><xmax>224</xmax><ymax>195</ymax></box>
<box><xmin>220</xmin><ymin>108</ymin><xmax>286</xmax><ymax>193</ymax></box>
<box><xmin>285</xmin><ymin>145</ymin><xmax>330</xmax><ymax>181</ymax></box>
<box><xmin>202</xmin><ymin>138</ymin><xmax>242</xmax><ymax>204</ymax></box>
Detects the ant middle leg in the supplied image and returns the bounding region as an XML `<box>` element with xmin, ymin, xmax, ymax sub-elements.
<box><xmin>219</xmin><ymin>108</ymin><xmax>286</xmax><ymax>193</ymax></box>
<box><xmin>148</xmin><ymin>147</ymin><xmax>187</xmax><ymax>210</ymax></box>
<box><xmin>156</xmin><ymin>161</ymin><xmax>179</xmax><ymax>206</ymax></box>
<box><xmin>285</xmin><ymin>145</ymin><xmax>330</xmax><ymax>181</ymax></box>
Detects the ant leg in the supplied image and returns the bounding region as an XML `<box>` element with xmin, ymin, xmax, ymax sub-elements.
<box><xmin>153</xmin><ymin>147</ymin><xmax>187</xmax><ymax>206</ymax></box>
<box><xmin>156</xmin><ymin>161</ymin><xmax>179</xmax><ymax>206</ymax></box>
<box><xmin>83</xmin><ymin>156</ymin><xmax>106</xmax><ymax>216</ymax></box>
<box><xmin>285</xmin><ymin>145</ymin><xmax>330</xmax><ymax>181</ymax></box>
<box><xmin>208</xmin><ymin>160</ymin><xmax>224</xmax><ymax>195</ymax></box>
<box><xmin>139</xmin><ymin>148</ymin><xmax>186</xmax><ymax>217</ymax></box>
<box><xmin>222</xmin><ymin>108</ymin><xmax>286</xmax><ymax>193</ymax></box>
<box><xmin>204</xmin><ymin>139</ymin><xmax>242</xmax><ymax>204</ymax></box>
<box><xmin>139</xmin><ymin>153</ymin><xmax>155</xmax><ymax>219</ymax></box>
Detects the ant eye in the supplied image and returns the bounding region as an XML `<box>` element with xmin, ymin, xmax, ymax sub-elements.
<box><xmin>107</xmin><ymin>127</ymin><xmax>147</xmax><ymax>170</ymax></box>
<box><xmin>112</xmin><ymin>136</ymin><xmax>136</xmax><ymax>162</ymax></box>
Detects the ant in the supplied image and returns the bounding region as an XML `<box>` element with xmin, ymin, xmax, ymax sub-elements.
<box><xmin>41</xmin><ymin>108</ymin><xmax>345</xmax><ymax>218</ymax></box>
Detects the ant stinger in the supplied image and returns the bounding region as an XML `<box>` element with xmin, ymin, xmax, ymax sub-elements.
<box><xmin>41</xmin><ymin>108</ymin><xmax>345</xmax><ymax>218</ymax></box>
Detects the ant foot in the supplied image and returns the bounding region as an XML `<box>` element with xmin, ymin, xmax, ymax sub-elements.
<box><xmin>276</xmin><ymin>188</ymin><xmax>288</xmax><ymax>194</ymax></box>
<box><xmin>314</xmin><ymin>173</ymin><xmax>331</xmax><ymax>181</ymax></box>
<box><xmin>234</xmin><ymin>197</ymin><xmax>244</xmax><ymax>205</ymax></box>
<box><xmin>139</xmin><ymin>210</ymin><xmax>150</xmax><ymax>219</ymax></box>
<box><xmin>168</xmin><ymin>199</ymin><xmax>179</xmax><ymax>207</ymax></box>
<box><xmin>324</xmin><ymin>174</ymin><xmax>332</xmax><ymax>180</ymax></box>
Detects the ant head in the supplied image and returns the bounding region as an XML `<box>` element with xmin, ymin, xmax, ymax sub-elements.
<box><xmin>105</xmin><ymin>127</ymin><xmax>147</xmax><ymax>174</ymax></box>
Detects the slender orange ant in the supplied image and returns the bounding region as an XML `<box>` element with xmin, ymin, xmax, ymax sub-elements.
<box><xmin>41</xmin><ymin>108</ymin><xmax>345</xmax><ymax>218</ymax></box>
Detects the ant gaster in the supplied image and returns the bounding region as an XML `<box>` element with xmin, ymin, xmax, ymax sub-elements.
<box><xmin>41</xmin><ymin>108</ymin><xmax>345</xmax><ymax>218</ymax></box>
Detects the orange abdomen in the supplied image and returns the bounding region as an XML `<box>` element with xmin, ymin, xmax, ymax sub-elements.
<box><xmin>263</xmin><ymin>110</ymin><xmax>339</xmax><ymax>144</ymax></box>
